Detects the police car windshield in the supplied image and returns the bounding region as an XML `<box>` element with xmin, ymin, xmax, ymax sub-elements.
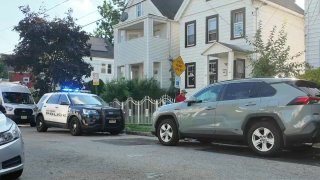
<box><xmin>69</xmin><ymin>94</ymin><xmax>107</xmax><ymax>106</ymax></box>
<box><xmin>2</xmin><ymin>92</ymin><xmax>34</xmax><ymax>104</ymax></box>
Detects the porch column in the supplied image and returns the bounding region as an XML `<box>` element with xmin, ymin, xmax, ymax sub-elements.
<box><xmin>125</xmin><ymin>64</ymin><xmax>130</xmax><ymax>80</ymax></box>
<box><xmin>227</xmin><ymin>51</ymin><xmax>234</xmax><ymax>80</ymax></box>
<box><xmin>144</xmin><ymin>17</ymin><xmax>153</xmax><ymax>79</ymax></box>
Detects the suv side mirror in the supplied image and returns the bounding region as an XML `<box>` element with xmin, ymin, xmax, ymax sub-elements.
<box><xmin>60</xmin><ymin>101</ymin><xmax>70</xmax><ymax>106</ymax></box>
<box><xmin>186</xmin><ymin>97</ymin><xmax>202</xmax><ymax>106</ymax></box>
<box><xmin>0</xmin><ymin>105</ymin><xmax>6</xmax><ymax>114</ymax></box>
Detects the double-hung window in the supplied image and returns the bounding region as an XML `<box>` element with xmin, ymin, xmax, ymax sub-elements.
<box><xmin>231</xmin><ymin>8</ymin><xmax>245</xmax><ymax>39</ymax></box>
<box><xmin>101</xmin><ymin>64</ymin><xmax>106</xmax><ymax>74</ymax></box>
<box><xmin>185</xmin><ymin>21</ymin><xmax>196</xmax><ymax>47</ymax></box>
<box><xmin>185</xmin><ymin>62</ymin><xmax>196</xmax><ymax>88</ymax></box>
<box><xmin>206</xmin><ymin>15</ymin><xmax>219</xmax><ymax>43</ymax></box>
<box><xmin>136</xmin><ymin>3</ymin><xmax>142</xmax><ymax>17</ymax></box>
<box><xmin>107</xmin><ymin>64</ymin><xmax>112</xmax><ymax>74</ymax></box>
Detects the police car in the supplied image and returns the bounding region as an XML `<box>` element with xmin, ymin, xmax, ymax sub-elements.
<box><xmin>35</xmin><ymin>90</ymin><xmax>124</xmax><ymax>136</ymax></box>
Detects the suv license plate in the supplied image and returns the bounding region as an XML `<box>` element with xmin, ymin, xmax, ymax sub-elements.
<box><xmin>109</xmin><ymin>120</ymin><xmax>116</xmax><ymax>123</ymax></box>
<box><xmin>21</xmin><ymin>116</ymin><xmax>27</xmax><ymax>119</ymax></box>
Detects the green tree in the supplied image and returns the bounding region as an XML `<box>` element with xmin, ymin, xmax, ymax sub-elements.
<box><xmin>0</xmin><ymin>56</ymin><xmax>8</xmax><ymax>79</ymax></box>
<box><xmin>5</xmin><ymin>6</ymin><xmax>92</xmax><ymax>92</ymax></box>
<box><xmin>298</xmin><ymin>68</ymin><xmax>320</xmax><ymax>85</ymax></box>
<box><xmin>246</xmin><ymin>22</ymin><xmax>304</xmax><ymax>77</ymax></box>
<box><xmin>94</xmin><ymin>0</ymin><xmax>127</xmax><ymax>44</ymax></box>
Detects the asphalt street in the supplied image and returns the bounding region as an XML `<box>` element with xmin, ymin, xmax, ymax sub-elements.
<box><xmin>15</xmin><ymin>126</ymin><xmax>320</xmax><ymax>180</ymax></box>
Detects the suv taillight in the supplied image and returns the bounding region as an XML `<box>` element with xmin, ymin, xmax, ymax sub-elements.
<box><xmin>288</xmin><ymin>96</ymin><xmax>320</xmax><ymax>105</ymax></box>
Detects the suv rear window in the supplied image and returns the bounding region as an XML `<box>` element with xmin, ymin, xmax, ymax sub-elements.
<box><xmin>292</xmin><ymin>80</ymin><xmax>320</xmax><ymax>97</ymax></box>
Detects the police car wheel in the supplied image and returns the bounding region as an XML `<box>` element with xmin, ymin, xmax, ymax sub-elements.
<box><xmin>70</xmin><ymin>117</ymin><xmax>82</xmax><ymax>136</ymax></box>
<box><xmin>36</xmin><ymin>115</ymin><xmax>48</xmax><ymax>132</ymax></box>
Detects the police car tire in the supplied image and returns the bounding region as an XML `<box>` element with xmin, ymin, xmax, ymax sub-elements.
<box><xmin>36</xmin><ymin>115</ymin><xmax>48</xmax><ymax>132</ymax></box>
<box><xmin>70</xmin><ymin>117</ymin><xmax>82</xmax><ymax>136</ymax></box>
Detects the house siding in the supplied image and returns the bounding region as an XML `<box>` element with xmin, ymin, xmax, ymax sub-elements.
<box><xmin>114</xmin><ymin>0</ymin><xmax>180</xmax><ymax>89</ymax></box>
<box><xmin>83</xmin><ymin>57</ymin><xmax>114</xmax><ymax>83</ymax></box>
<box><xmin>305</xmin><ymin>0</ymin><xmax>320</xmax><ymax>67</ymax></box>
<box><xmin>178</xmin><ymin>0</ymin><xmax>304</xmax><ymax>96</ymax></box>
<box><xmin>126</xmin><ymin>0</ymin><xmax>162</xmax><ymax>21</ymax></box>
<box><xmin>179</xmin><ymin>0</ymin><xmax>255</xmax><ymax>95</ymax></box>
<box><xmin>256</xmin><ymin>1</ymin><xmax>305</xmax><ymax>65</ymax></box>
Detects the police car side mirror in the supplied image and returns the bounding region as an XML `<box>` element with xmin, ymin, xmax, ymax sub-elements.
<box><xmin>60</xmin><ymin>102</ymin><xmax>70</xmax><ymax>106</ymax></box>
<box><xmin>0</xmin><ymin>105</ymin><xmax>6</xmax><ymax>114</ymax></box>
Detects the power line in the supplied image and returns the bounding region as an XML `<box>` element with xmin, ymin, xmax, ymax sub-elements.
<box><xmin>44</xmin><ymin>0</ymin><xmax>70</xmax><ymax>13</ymax></box>
<box><xmin>81</xmin><ymin>18</ymin><xmax>104</xmax><ymax>28</ymax></box>
<box><xmin>0</xmin><ymin>0</ymin><xmax>70</xmax><ymax>33</ymax></box>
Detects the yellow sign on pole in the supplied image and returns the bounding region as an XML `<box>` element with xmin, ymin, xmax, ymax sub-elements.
<box><xmin>92</xmin><ymin>72</ymin><xmax>99</xmax><ymax>86</ymax></box>
<box><xmin>172</xmin><ymin>56</ymin><xmax>186</xmax><ymax>76</ymax></box>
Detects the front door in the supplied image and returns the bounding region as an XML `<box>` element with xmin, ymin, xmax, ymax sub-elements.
<box><xmin>55</xmin><ymin>94</ymin><xmax>70</xmax><ymax>124</ymax></box>
<box><xmin>177</xmin><ymin>84</ymin><xmax>224</xmax><ymax>135</ymax></box>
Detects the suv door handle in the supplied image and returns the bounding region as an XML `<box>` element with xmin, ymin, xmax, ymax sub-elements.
<box><xmin>205</xmin><ymin>107</ymin><xmax>216</xmax><ymax>110</ymax></box>
<box><xmin>55</xmin><ymin>107</ymin><xmax>59</xmax><ymax>108</ymax></box>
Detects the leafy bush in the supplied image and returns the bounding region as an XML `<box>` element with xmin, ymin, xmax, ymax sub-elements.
<box><xmin>298</xmin><ymin>68</ymin><xmax>320</xmax><ymax>85</ymax></box>
<box><xmin>85</xmin><ymin>79</ymin><xmax>106</xmax><ymax>95</ymax></box>
<box><xmin>101</xmin><ymin>78</ymin><xmax>167</xmax><ymax>102</ymax></box>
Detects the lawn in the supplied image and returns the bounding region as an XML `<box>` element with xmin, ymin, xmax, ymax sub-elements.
<box><xmin>126</xmin><ymin>124</ymin><xmax>153</xmax><ymax>132</ymax></box>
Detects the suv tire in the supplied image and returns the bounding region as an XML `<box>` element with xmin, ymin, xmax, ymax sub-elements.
<box><xmin>247</xmin><ymin>121</ymin><xmax>282</xmax><ymax>156</ymax></box>
<box><xmin>157</xmin><ymin>119</ymin><xmax>179</xmax><ymax>146</ymax></box>
<box><xmin>70</xmin><ymin>117</ymin><xmax>82</xmax><ymax>136</ymax></box>
<box><xmin>36</xmin><ymin>115</ymin><xmax>48</xmax><ymax>132</ymax></box>
<box><xmin>3</xmin><ymin>169</ymin><xmax>23</xmax><ymax>179</ymax></box>
<box><xmin>30</xmin><ymin>119</ymin><xmax>36</xmax><ymax>127</ymax></box>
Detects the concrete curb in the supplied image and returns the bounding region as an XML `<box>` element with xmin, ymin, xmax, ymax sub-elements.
<box><xmin>124</xmin><ymin>129</ymin><xmax>154</xmax><ymax>137</ymax></box>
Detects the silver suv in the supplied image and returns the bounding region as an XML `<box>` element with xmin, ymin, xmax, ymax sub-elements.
<box><xmin>152</xmin><ymin>78</ymin><xmax>320</xmax><ymax>156</ymax></box>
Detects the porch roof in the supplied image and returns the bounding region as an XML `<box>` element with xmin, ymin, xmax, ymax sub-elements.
<box><xmin>201</xmin><ymin>42</ymin><xmax>250</xmax><ymax>56</ymax></box>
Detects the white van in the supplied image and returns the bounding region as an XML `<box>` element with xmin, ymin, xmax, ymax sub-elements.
<box><xmin>0</xmin><ymin>82</ymin><xmax>36</xmax><ymax>126</ymax></box>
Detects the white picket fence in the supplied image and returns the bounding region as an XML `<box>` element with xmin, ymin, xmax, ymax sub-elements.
<box><xmin>110</xmin><ymin>95</ymin><xmax>175</xmax><ymax>125</ymax></box>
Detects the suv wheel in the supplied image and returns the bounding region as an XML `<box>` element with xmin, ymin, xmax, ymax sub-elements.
<box><xmin>70</xmin><ymin>117</ymin><xmax>82</xmax><ymax>136</ymax></box>
<box><xmin>157</xmin><ymin>119</ymin><xmax>179</xmax><ymax>146</ymax></box>
<box><xmin>247</xmin><ymin>122</ymin><xmax>282</xmax><ymax>156</ymax></box>
<box><xmin>36</xmin><ymin>115</ymin><xmax>48</xmax><ymax>132</ymax></box>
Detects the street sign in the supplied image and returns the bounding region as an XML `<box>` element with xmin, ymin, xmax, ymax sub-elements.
<box><xmin>175</xmin><ymin>76</ymin><xmax>181</xmax><ymax>89</ymax></box>
<box><xmin>172</xmin><ymin>56</ymin><xmax>186</xmax><ymax>76</ymax></box>
<box><xmin>92</xmin><ymin>72</ymin><xmax>99</xmax><ymax>86</ymax></box>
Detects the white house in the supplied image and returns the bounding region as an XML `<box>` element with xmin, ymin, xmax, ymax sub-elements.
<box><xmin>305</xmin><ymin>0</ymin><xmax>320</xmax><ymax>67</ymax></box>
<box><xmin>114</xmin><ymin>0</ymin><xmax>184</xmax><ymax>88</ymax></box>
<box><xmin>175</xmin><ymin>0</ymin><xmax>305</xmax><ymax>95</ymax></box>
<box><xmin>83</xmin><ymin>37</ymin><xmax>114</xmax><ymax>83</ymax></box>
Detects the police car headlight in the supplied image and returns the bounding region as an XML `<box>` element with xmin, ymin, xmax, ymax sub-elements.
<box><xmin>0</xmin><ymin>123</ymin><xmax>20</xmax><ymax>146</ymax></box>
<box><xmin>82</xmin><ymin>109</ymin><xmax>98</xmax><ymax>115</ymax></box>
<box><xmin>5</xmin><ymin>106</ymin><xmax>13</xmax><ymax>111</ymax></box>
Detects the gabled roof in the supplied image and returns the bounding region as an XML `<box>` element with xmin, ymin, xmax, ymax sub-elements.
<box><xmin>88</xmin><ymin>37</ymin><xmax>114</xmax><ymax>59</ymax></box>
<box><xmin>268</xmin><ymin>0</ymin><xmax>304</xmax><ymax>15</ymax></box>
<box><xmin>175</xmin><ymin>0</ymin><xmax>303</xmax><ymax>20</ymax></box>
<box><xmin>150</xmin><ymin>0</ymin><xmax>184</xmax><ymax>20</ymax></box>
<box><xmin>201</xmin><ymin>42</ymin><xmax>249</xmax><ymax>55</ymax></box>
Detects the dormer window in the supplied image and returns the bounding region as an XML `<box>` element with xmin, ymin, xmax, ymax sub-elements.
<box><xmin>136</xmin><ymin>3</ymin><xmax>142</xmax><ymax>17</ymax></box>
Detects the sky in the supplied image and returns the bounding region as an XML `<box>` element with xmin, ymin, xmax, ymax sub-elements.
<box><xmin>0</xmin><ymin>0</ymin><xmax>305</xmax><ymax>55</ymax></box>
